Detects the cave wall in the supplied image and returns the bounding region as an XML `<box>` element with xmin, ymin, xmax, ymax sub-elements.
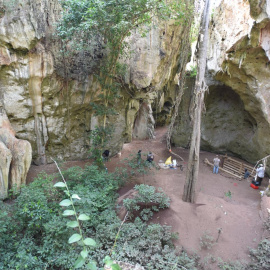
<box><xmin>201</xmin><ymin>85</ymin><xmax>258</xmax><ymax>158</ymax></box>
<box><xmin>0</xmin><ymin>0</ymin><xmax>186</xmax><ymax>164</ymax></box>
<box><xmin>172</xmin><ymin>0</ymin><xmax>270</xmax><ymax>165</ymax></box>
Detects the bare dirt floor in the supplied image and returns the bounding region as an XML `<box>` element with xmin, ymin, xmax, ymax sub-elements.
<box><xmin>26</xmin><ymin>127</ymin><xmax>269</xmax><ymax>269</ymax></box>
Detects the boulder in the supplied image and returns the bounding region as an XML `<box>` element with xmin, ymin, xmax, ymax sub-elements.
<box><xmin>0</xmin><ymin>104</ymin><xmax>32</xmax><ymax>199</ymax></box>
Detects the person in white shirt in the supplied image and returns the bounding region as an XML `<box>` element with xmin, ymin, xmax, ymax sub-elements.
<box><xmin>256</xmin><ymin>164</ymin><xmax>265</xmax><ymax>186</ymax></box>
<box><xmin>213</xmin><ymin>155</ymin><xmax>220</xmax><ymax>174</ymax></box>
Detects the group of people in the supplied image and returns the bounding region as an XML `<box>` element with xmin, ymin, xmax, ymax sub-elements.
<box><xmin>213</xmin><ymin>155</ymin><xmax>266</xmax><ymax>186</ymax></box>
<box><xmin>137</xmin><ymin>150</ymin><xmax>154</xmax><ymax>164</ymax></box>
<box><xmin>103</xmin><ymin>149</ymin><xmax>154</xmax><ymax>165</ymax></box>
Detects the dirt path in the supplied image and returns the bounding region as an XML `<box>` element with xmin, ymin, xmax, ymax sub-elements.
<box><xmin>26</xmin><ymin>127</ymin><xmax>267</xmax><ymax>267</ymax></box>
<box><xmin>108</xmin><ymin>127</ymin><xmax>266</xmax><ymax>267</ymax></box>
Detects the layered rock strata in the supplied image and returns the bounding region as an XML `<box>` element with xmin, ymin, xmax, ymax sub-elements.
<box><xmin>0</xmin><ymin>0</ymin><xmax>186</xmax><ymax>163</ymax></box>
<box><xmin>173</xmin><ymin>0</ymin><xmax>270</xmax><ymax>165</ymax></box>
<box><xmin>0</xmin><ymin>101</ymin><xmax>32</xmax><ymax>199</ymax></box>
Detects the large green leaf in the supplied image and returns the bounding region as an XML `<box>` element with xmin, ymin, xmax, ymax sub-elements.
<box><xmin>78</xmin><ymin>214</ymin><xmax>90</xmax><ymax>221</ymax></box>
<box><xmin>112</xmin><ymin>264</ymin><xmax>122</xmax><ymax>270</ymax></box>
<box><xmin>80</xmin><ymin>249</ymin><xmax>88</xmax><ymax>259</ymax></box>
<box><xmin>67</xmin><ymin>221</ymin><xmax>79</xmax><ymax>228</ymax></box>
<box><xmin>54</xmin><ymin>182</ymin><xmax>66</xmax><ymax>187</ymax></box>
<box><xmin>84</xmin><ymin>238</ymin><xmax>96</xmax><ymax>247</ymax></box>
<box><xmin>68</xmin><ymin>233</ymin><xmax>82</xmax><ymax>244</ymax></box>
<box><xmin>74</xmin><ymin>255</ymin><xmax>85</xmax><ymax>269</ymax></box>
<box><xmin>60</xmin><ymin>199</ymin><xmax>72</xmax><ymax>207</ymax></box>
<box><xmin>87</xmin><ymin>261</ymin><xmax>97</xmax><ymax>270</ymax></box>
<box><xmin>72</xmin><ymin>194</ymin><xmax>81</xmax><ymax>200</ymax></box>
<box><xmin>63</xmin><ymin>210</ymin><xmax>75</xmax><ymax>216</ymax></box>
<box><xmin>104</xmin><ymin>256</ymin><xmax>113</xmax><ymax>267</ymax></box>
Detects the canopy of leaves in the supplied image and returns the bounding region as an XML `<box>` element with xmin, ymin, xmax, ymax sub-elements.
<box><xmin>57</xmin><ymin>0</ymin><xmax>190</xmax><ymax>59</ymax></box>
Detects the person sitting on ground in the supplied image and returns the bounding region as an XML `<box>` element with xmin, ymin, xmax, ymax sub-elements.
<box><xmin>102</xmin><ymin>150</ymin><xmax>110</xmax><ymax>161</ymax></box>
<box><xmin>213</xmin><ymin>155</ymin><xmax>220</xmax><ymax>174</ymax></box>
<box><xmin>244</xmin><ymin>168</ymin><xmax>250</xmax><ymax>179</ymax></box>
<box><xmin>147</xmin><ymin>151</ymin><xmax>154</xmax><ymax>163</ymax></box>
<box><xmin>256</xmin><ymin>164</ymin><xmax>265</xmax><ymax>186</ymax></box>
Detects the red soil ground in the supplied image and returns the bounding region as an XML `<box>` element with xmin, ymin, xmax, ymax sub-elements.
<box><xmin>26</xmin><ymin>127</ymin><xmax>269</xmax><ymax>268</ymax></box>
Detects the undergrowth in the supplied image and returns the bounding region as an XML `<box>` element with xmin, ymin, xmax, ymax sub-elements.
<box><xmin>123</xmin><ymin>184</ymin><xmax>170</xmax><ymax>221</ymax></box>
<box><xmin>0</xmin><ymin>165</ymin><xmax>196</xmax><ymax>270</ymax></box>
<box><xmin>2</xmin><ymin>164</ymin><xmax>269</xmax><ymax>269</ymax></box>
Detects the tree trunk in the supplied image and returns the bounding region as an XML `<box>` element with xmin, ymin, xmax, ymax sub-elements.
<box><xmin>182</xmin><ymin>0</ymin><xmax>211</xmax><ymax>203</ymax></box>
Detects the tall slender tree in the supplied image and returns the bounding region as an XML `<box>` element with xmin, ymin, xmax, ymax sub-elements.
<box><xmin>182</xmin><ymin>0</ymin><xmax>211</xmax><ymax>203</ymax></box>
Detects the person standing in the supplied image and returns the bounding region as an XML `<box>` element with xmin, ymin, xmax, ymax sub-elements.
<box><xmin>256</xmin><ymin>164</ymin><xmax>265</xmax><ymax>186</ymax></box>
<box><xmin>213</xmin><ymin>155</ymin><xmax>220</xmax><ymax>174</ymax></box>
<box><xmin>244</xmin><ymin>168</ymin><xmax>250</xmax><ymax>179</ymax></box>
<box><xmin>137</xmin><ymin>150</ymin><xmax>142</xmax><ymax>164</ymax></box>
<box><xmin>102</xmin><ymin>150</ymin><xmax>110</xmax><ymax>162</ymax></box>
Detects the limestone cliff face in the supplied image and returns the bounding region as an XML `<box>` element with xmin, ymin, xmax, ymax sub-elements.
<box><xmin>0</xmin><ymin>101</ymin><xmax>32</xmax><ymax>199</ymax></box>
<box><xmin>173</xmin><ymin>0</ymin><xmax>270</xmax><ymax>165</ymax></box>
<box><xmin>0</xmin><ymin>0</ymin><xmax>185</xmax><ymax>164</ymax></box>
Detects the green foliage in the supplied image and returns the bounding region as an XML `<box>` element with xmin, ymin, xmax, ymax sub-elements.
<box><xmin>95</xmin><ymin>216</ymin><xmax>195</xmax><ymax>270</ymax></box>
<box><xmin>187</xmin><ymin>65</ymin><xmax>197</xmax><ymax>78</ymax></box>
<box><xmin>0</xmin><ymin>165</ymin><xmax>196</xmax><ymax>270</ymax></box>
<box><xmin>224</xmin><ymin>190</ymin><xmax>232</xmax><ymax>199</ymax></box>
<box><xmin>248</xmin><ymin>239</ymin><xmax>270</xmax><ymax>270</ymax></box>
<box><xmin>0</xmin><ymin>173</ymin><xmax>75</xmax><ymax>270</ymax></box>
<box><xmin>264</xmin><ymin>213</ymin><xmax>270</xmax><ymax>231</ymax></box>
<box><xmin>199</xmin><ymin>231</ymin><xmax>215</xmax><ymax>250</ymax></box>
<box><xmin>57</xmin><ymin>0</ymin><xmax>193</xmax><ymax>162</ymax></box>
<box><xmin>8</xmin><ymin>183</ymin><xmax>20</xmax><ymax>199</ymax></box>
<box><xmin>89</xmin><ymin>125</ymin><xmax>113</xmax><ymax>168</ymax></box>
<box><xmin>120</xmin><ymin>152</ymin><xmax>159</xmax><ymax>183</ymax></box>
<box><xmin>15</xmin><ymin>172</ymin><xmax>60</xmax><ymax>233</ymax></box>
<box><xmin>217</xmin><ymin>259</ymin><xmax>246</xmax><ymax>270</ymax></box>
<box><xmin>57</xmin><ymin>0</ymin><xmax>184</xmax><ymax>48</ymax></box>
<box><xmin>123</xmin><ymin>184</ymin><xmax>170</xmax><ymax>221</ymax></box>
<box><xmin>57</xmin><ymin>0</ymin><xmax>192</xmax><ymax>129</ymax></box>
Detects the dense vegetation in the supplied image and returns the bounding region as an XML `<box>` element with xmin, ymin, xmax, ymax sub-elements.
<box><xmin>0</xmin><ymin>165</ymin><xmax>197</xmax><ymax>270</ymax></box>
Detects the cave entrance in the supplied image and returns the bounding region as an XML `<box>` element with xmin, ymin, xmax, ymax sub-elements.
<box><xmin>153</xmin><ymin>99</ymin><xmax>173</xmax><ymax>127</ymax></box>
<box><xmin>132</xmin><ymin>102</ymin><xmax>155</xmax><ymax>140</ymax></box>
<box><xmin>200</xmin><ymin>85</ymin><xmax>257</xmax><ymax>159</ymax></box>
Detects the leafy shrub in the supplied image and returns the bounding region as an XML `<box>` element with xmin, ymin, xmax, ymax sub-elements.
<box><xmin>121</xmin><ymin>152</ymin><xmax>157</xmax><ymax>178</ymax></box>
<box><xmin>15</xmin><ymin>172</ymin><xmax>60</xmax><ymax>234</ymax></box>
<box><xmin>199</xmin><ymin>231</ymin><xmax>215</xmax><ymax>250</ymax></box>
<box><xmin>89</xmin><ymin>125</ymin><xmax>113</xmax><ymax>169</ymax></box>
<box><xmin>0</xmin><ymin>165</ymin><xmax>196</xmax><ymax>270</ymax></box>
<box><xmin>217</xmin><ymin>258</ymin><xmax>246</xmax><ymax>270</ymax></box>
<box><xmin>248</xmin><ymin>239</ymin><xmax>270</xmax><ymax>269</ymax></box>
<box><xmin>8</xmin><ymin>184</ymin><xmax>20</xmax><ymax>199</ymax></box>
<box><xmin>187</xmin><ymin>65</ymin><xmax>197</xmax><ymax>78</ymax></box>
<box><xmin>224</xmin><ymin>190</ymin><xmax>232</xmax><ymax>199</ymax></box>
<box><xmin>94</xmin><ymin>217</ymin><xmax>195</xmax><ymax>270</ymax></box>
<box><xmin>123</xmin><ymin>184</ymin><xmax>170</xmax><ymax>221</ymax></box>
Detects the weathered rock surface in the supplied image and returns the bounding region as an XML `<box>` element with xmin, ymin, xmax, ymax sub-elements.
<box><xmin>0</xmin><ymin>0</ymin><xmax>186</xmax><ymax>162</ymax></box>
<box><xmin>2</xmin><ymin>0</ymin><xmax>270</xmax><ymax>171</ymax></box>
<box><xmin>0</xmin><ymin>102</ymin><xmax>32</xmax><ymax>199</ymax></box>
<box><xmin>173</xmin><ymin>0</ymin><xmax>270</xmax><ymax>166</ymax></box>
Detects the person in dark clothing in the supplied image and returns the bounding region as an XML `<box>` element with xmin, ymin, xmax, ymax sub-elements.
<box><xmin>137</xmin><ymin>150</ymin><xmax>142</xmax><ymax>164</ymax></box>
<box><xmin>147</xmin><ymin>152</ymin><xmax>154</xmax><ymax>162</ymax></box>
<box><xmin>244</xmin><ymin>168</ymin><xmax>250</xmax><ymax>179</ymax></box>
<box><xmin>102</xmin><ymin>150</ymin><xmax>110</xmax><ymax>161</ymax></box>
